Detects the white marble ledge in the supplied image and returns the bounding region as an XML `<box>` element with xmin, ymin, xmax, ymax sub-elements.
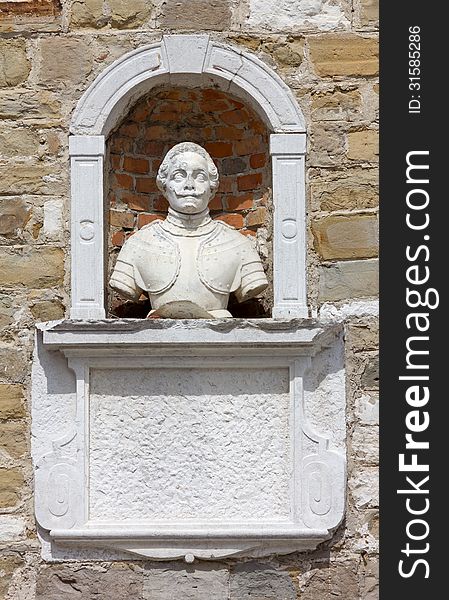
<box><xmin>38</xmin><ymin>318</ymin><xmax>342</xmax><ymax>355</ymax></box>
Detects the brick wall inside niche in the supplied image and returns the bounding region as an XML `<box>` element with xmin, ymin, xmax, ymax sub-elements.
<box><xmin>107</xmin><ymin>87</ymin><xmax>272</xmax><ymax>317</ymax></box>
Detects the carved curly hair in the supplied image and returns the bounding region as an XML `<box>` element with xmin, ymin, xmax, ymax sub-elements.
<box><xmin>156</xmin><ymin>142</ymin><xmax>220</xmax><ymax>195</ymax></box>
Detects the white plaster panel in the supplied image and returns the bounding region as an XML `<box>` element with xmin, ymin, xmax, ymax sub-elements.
<box><xmin>89</xmin><ymin>368</ymin><xmax>291</xmax><ymax>521</ymax></box>
<box><xmin>164</xmin><ymin>35</ymin><xmax>209</xmax><ymax>73</ymax></box>
<box><xmin>247</xmin><ymin>0</ymin><xmax>350</xmax><ymax>31</ymax></box>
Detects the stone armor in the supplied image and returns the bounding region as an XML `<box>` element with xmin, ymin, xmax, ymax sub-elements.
<box><xmin>110</xmin><ymin>212</ymin><xmax>268</xmax><ymax>317</ymax></box>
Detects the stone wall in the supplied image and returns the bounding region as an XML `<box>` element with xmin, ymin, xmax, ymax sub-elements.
<box><xmin>0</xmin><ymin>0</ymin><xmax>378</xmax><ymax>598</ymax></box>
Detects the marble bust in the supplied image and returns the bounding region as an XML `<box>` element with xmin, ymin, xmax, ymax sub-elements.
<box><xmin>109</xmin><ymin>142</ymin><xmax>268</xmax><ymax>318</ymax></box>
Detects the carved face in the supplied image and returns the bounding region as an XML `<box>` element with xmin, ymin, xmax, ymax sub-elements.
<box><xmin>164</xmin><ymin>152</ymin><xmax>213</xmax><ymax>214</ymax></box>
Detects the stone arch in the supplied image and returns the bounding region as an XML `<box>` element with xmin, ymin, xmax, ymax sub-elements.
<box><xmin>69</xmin><ymin>34</ymin><xmax>307</xmax><ymax>319</ymax></box>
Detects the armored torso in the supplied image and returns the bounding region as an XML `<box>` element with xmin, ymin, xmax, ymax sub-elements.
<box><xmin>109</xmin><ymin>209</ymin><xmax>268</xmax><ymax>318</ymax></box>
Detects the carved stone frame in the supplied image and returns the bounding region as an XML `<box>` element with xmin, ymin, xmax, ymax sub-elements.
<box><xmin>34</xmin><ymin>321</ymin><xmax>345</xmax><ymax>560</ymax></box>
<box><xmin>69</xmin><ymin>34</ymin><xmax>308</xmax><ymax>320</ymax></box>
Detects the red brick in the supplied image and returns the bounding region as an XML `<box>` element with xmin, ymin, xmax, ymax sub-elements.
<box><xmin>226</xmin><ymin>194</ymin><xmax>254</xmax><ymax>211</ymax></box>
<box><xmin>144</xmin><ymin>126</ymin><xmax>169</xmax><ymax>141</ymax></box>
<box><xmin>250</xmin><ymin>153</ymin><xmax>267</xmax><ymax>168</ymax></box>
<box><xmin>152</xmin><ymin>159</ymin><xmax>162</xmax><ymax>173</ymax></box>
<box><xmin>221</xmin><ymin>110</ymin><xmax>248</xmax><ymax>125</ymax></box>
<box><xmin>131</xmin><ymin>104</ymin><xmax>151</xmax><ymax>122</ymax></box>
<box><xmin>235</xmin><ymin>137</ymin><xmax>263</xmax><ymax>156</ymax></box>
<box><xmin>111</xmin><ymin>137</ymin><xmax>133</xmax><ymax>153</ymax></box>
<box><xmin>246</xmin><ymin>207</ymin><xmax>267</xmax><ymax>227</ymax></box>
<box><xmin>154</xmin><ymin>197</ymin><xmax>169</xmax><ymax>212</ymax></box>
<box><xmin>118</xmin><ymin>123</ymin><xmax>139</xmax><ymax>137</ymax></box>
<box><xmin>163</xmin><ymin>90</ymin><xmax>182</xmax><ymax>100</ymax></box>
<box><xmin>215</xmin><ymin>213</ymin><xmax>245</xmax><ymax>229</ymax></box>
<box><xmin>229</xmin><ymin>99</ymin><xmax>244</xmax><ymax>109</ymax></box>
<box><xmin>140</xmin><ymin>141</ymin><xmax>166</xmax><ymax>156</ymax></box>
<box><xmin>208</xmin><ymin>195</ymin><xmax>223</xmax><ymax>210</ymax></box>
<box><xmin>202</xmin><ymin>89</ymin><xmax>224</xmax><ymax>100</ymax></box>
<box><xmin>122</xmin><ymin>193</ymin><xmax>151</xmax><ymax>212</ymax></box>
<box><xmin>112</xmin><ymin>231</ymin><xmax>125</xmax><ymax>247</ymax></box>
<box><xmin>110</xmin><ymin>210</ymin><xmax>135</xmax><ymax>228</ymax></box>
<box><xmin>152</xmin><ymin>112</ymin><xmax>178</xmax><ymax>122</ymax></box>
<box><xmin>215</xmin><ymin>126</ymin><xmax>244</xmax><ymax>140</ymax></box>
<box><xmin>238</xmin><ymin>173</ymin><xmax>262</xmax><ymax>191</ymax></box>
<box><xmin>158</xmin><ymin>101</ymin><xmax>192</xmax><ymax>113</ymax></box>
<box><xmin>111</xmin><ymin>155</ymin><xmax>122</xmax><ymax>169</ymax></box>
<box><xmin>113</xmin><ymin>173</ymin><xmax>133</xmax><ymax>190</ymax></box>
<box><xmin>204</xmin><ymin>142</ymin><xmax>233</xmax><ymax>158</ymax></box>
<box><xmin>249</xmin><ymin>119</ymin><xmax>266</xmax><ymax>135</ymax></box>
<box><xmin>201</xmin><ymin>100</ymin><xmax>230</xmax><ymax>112</ymax></box>
<box><xmin>123</xmin><ymin>157</ymin><xmax>149</xmax><ymax>174</ymax></box>
<box><xmin>137</xmin><ymin>214</ymin><xmax>163</xmax><ymax>228</ymax></box>
<box><xmin>136</xmin><ymin>177</ymin><xmax>158</xmax><ymax>193</ymax></box>
<box><xmin>217</xmin><ymin>177</ymin><xmax>234</xmax><ymax>194</ymax></box>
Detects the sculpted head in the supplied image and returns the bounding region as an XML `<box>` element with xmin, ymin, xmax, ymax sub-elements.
<box><xmin>156</xmin><ymin>142</ymin><xmax>219</xmax><ymax>214</ymax></box>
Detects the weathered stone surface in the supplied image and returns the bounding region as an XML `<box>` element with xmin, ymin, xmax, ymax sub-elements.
<box><xmin>310</xmin><ymin>123</ymin><xmax>346</xmax><ymax>166</ymax></box>
<box><xmin>309</xmin><ymin>35</ymin><xmax>378</xmax><ymax>76</ymax></box>
<box><xmin>0</xmin><ymin>90</ymin><xmax>61</xmax><ymax>121</ymax></box>
<box><xmin>361</xmin><ymin>354</ymin><xmax>379</xmax><ymax>389</ymax></box>
<box><xmin>311</xmin><ymin>89</ymin><xmax>361</xmax><ymax>121</ymax></box>
<box><xmin>39</xmin><ymin>38</ymin><xmax>92</xmax><ymax>86</ymax></box>
<box><xmin>247</xmin><ymin>0</ymin><xmax>349</xmax><ymax>30</ymax></box>
<box><xmin>355</xmin><ymin>392</ymin><xmax>379</xmax><ymax>425</ymax></box>
<box><xmin>0</xmin><ymin>248</ymin><xmax>64</xmax><ymax>288</ymax></box>
<box><xmin>0</xmin><ymin>346</ymin><xmax>28</xmax><ymax>383</ymax></box>
<box><xmin>0</xmin><ymin>163</ymin><xmax>65</xmax><ymax>195</ymax></box>
<box><xmin>230</xmin><ymin>562</ymin><xmax>296</xmax><ymax>600</ymax></box>
<box><xmin>346</xmin><ymin>320</ymin><xmax>378</xmax><ymax>352</ymax></box>
<box><xmin>271</xmin><ymin>38</ymin><xmax>304</xmax><ymax>67</ymax></box>
<box><xmin>310</xmin><ymin>168</ymin><xmax>378</xmax><ymax>212</ymax></box>
<box><xmin>0</xmin><ymin>516</ymin><xmax>26</xmax><ymax>542</ymax></box>
<box><xmin>299</xmin><ymin>561</ymin><xmax>359</xmax><ymax>600</ymax></box>
<box><xmin>0</xmin><ymin>554</ymin><xmax>24</xmax><ymax>600</ymax></box>
<box><xmin>358</xmin><ymin>0</ymin><xmax>379</xmax><ymax>27</ymax></box>
<box><xmin>319</xmin><ymin>259</ymin><xmax>378</xmax><ymax>302</ymax></box>
<box><xmin>143</xmin><ymin>563</ymin><xmax>229</xmax><ymax>599</ymax></box>
<box><xmin>347</xmin><ymin>129</ymin><xmax>379</xmax><ymax>161</ymax></box>
<box><xmin>312</xmin><ymin>214</ymin><xmax>378</xmax><ymax>260</ymax></box>
<box><xmin>0</xmin><ymin>40</ymin><xmax>30</xmax><ymax>87</ymax></box>
<box><xmin>349</xmin><ymin>466</ymin><xmax>378</xmax><ymax>509</ymax></box>
<box><xmin>359</xmin><ymin>556</ymin><xmax>379</xmax><ymax>600</ymax></box>
<box><xmin>159</xmin><ymin>0</ymin><xmax>231</xmax><ymax>30</ymax></box>
<box><xmin>0</xmin><ymin>468</ymin><xmax>23</xmax><ymax>508</ymax></box>
<box><xmin>109</xmin><ymin>0</ymin><xmax>152</xmax><ymax>28</ymax></box>
<box><xmin>0</xmin><ymin>128</ymin><xmax>41</xmax><ymax>158</ymax></box>
<box><xmin>71</xmin><ymin>0</ymin><xmax>107</xmax><ymax>28</ymax></box>
<box><xmin>0</xmin><ymin>199</ymin><xmax>30</xmax><ymax>236</ymax></box>
<box><xmin>36</xmin><ymin>564</ymin><xmax>143</xmax><ymax>599</ymax></box>
<box><xmin>0</xmin><ymin>421</ymin><xmax>27</xmax><ymax>459</ymax></box>
<box><xmin>0</xmin><ymin>384</ymin><xmax>25</xmax><ymax>419</ymax></box>
<box><xmin>30</xmin><ymin>300</ymin><xmax>65</xmax><ymax>321</ymax></box>
<box><xmin>351</xmin><ymin>424</ymin><xmax>378</xmax><ymax>465</ymax></box>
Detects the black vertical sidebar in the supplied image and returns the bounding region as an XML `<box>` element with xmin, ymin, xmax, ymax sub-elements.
<box><xmin>380</xmin><ymin>1</ymin><xmax>445</xmax><ymax>597</ymax></box>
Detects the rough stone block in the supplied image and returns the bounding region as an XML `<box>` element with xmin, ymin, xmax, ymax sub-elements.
<box><xmin>0</xmin><ymin>554</ymin><xmax>24</xmax><ymax>600</ymax></box>
<box><xmin>143</xmin><ymin>563</ymin><xmax>229</xmax><ymax>599</ymax></box>
<box><xmin>0</xmin><ymin>421</ymin><xmax>27</xmax><ymax>459</ymax></box>
<box><xmin>358</xmin><ymin>0</ymin><xmax>379</xmax><ymax>27</ymax></box>
<box><xmin>159</xmin><ymin>0</ymin><xmax>231</xmax><ymax>31</ymax></box>
<box><xmin>347</xmin><ymin>129</ymin><xmax>379</xmax><ymax>161</ymax></box>
<box><xmin>355</xmin><ymin>392</ymin><xmax>379</xmax><ymax>425</ymax></box>
<box><xmin>298</xmin><ymin>561</ymin><xmax>359</xmax><ymax>600</ymax></box>
<box><xmin>318</xmin><ymin>259</ymin><xmax>379</xmax><ymax>302</ymax></box>
<box><xmin>351</xmin><ymin>424</ymin><xmax>378</xmax><ymax>465</ymax></box>
<box><xmin>247</xmin><ymin>0</ymin><xmax>349</xmax><ymax>30</ymax></box>
<box><xmin>309</xmin><ymin>35</ymin><xmax>378</xmax><ymax>76</ymax></box>
<box><xmin>230</xmin><ymin>562</ymin><xmax>296</xmax><ymax>600</ymax></box>
<box><xmin>0</xmin><ymin>90</ymin><xmax>61</xmax><ymax>121</ymax></box>
<box><xmin>0</xmin><ymin>163</ymin><xmax>65</xmax><ymax>195</ymax></box>
<box><xmin>310</xmin><ymin>168</ymin><xmax>378</xmax><ymax>212</ymax></box>
<box><xmin>361</xmin><ymin>354</ymin><xmax>379</xmax><ymax>389</ymax></box>
<box><xmin>0</xmin><ymin>199</ymin><xmax>30</xmax><ymax>237</ymax></box>
<box><xmin>0</xmin><ymin>128</ymin><xmax>41</xmax><ymax>158</ymax></box>
<box><xmin>0</xmin><ymin>468</ymin><xmax>23</xmax><ymax>508</ymax></box>
<box><xmin>309</xmin><ymin>123</ymin><xmax>346</xmax><ymax>167</ymax></box>
<box><xmin>36</xmin><ymin>565</ymin><xmax>143</xmax><ymax>600</ymax></box>
<box><xmin>0</xmin><ymin>384</ymin><xmax>25</xmax><ymax>419</ymax></box>
<box><xmin>30</xmin><ymin>300</ymin><xmax>65</xmax><ymax>321</ymax></box>
<box><xmin>311</xmin><ymin>88</ymin><xmax>361</xmax><ymax>121</ymax></box>
<box><xmin>312</xmin><ymin>214</ymin><xmax>378</xmax><ymax>260</ymax></box>
<box><xmin>71</xmin><ymin>0</ymin><xmax>107</xmax><ymax>28</ymax></box>
<box><xmin>0</xmin><ymin>40</ymin><xmax>30</xmax><ymax>87</ymax></box>
<box><xmin>109</xmin><ymin>0</ymin><xmax>152</xmax><ymax>29</ymax></box>
<box><xmin>346</xmin><ymin>320</ymin><xmax>379</xmax><ymax>352</ymax></box>
<box><xmin>349</xmin><ymin>465</ymin><xmax>378</xmax><ymax>509</ymax></box>
<box><xmin>0</xmin><ymin>346</ymin><xmax>29</xmax><ymax>382</ymax></box>
<box><xmin>0</xmin><ymin>248</ymin><xmax>64</xmax><ymax>288</ymax></box>
<box><xmin>39</xmin><ymin>38</ymin><xmax>92</xmax><ymax>86</ymax></box>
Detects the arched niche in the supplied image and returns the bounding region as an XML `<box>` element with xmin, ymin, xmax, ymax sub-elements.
<box><xmin>69</xmin><ymin>34</ymin><xmax>307</xmax><ymax>319</ymax></box>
